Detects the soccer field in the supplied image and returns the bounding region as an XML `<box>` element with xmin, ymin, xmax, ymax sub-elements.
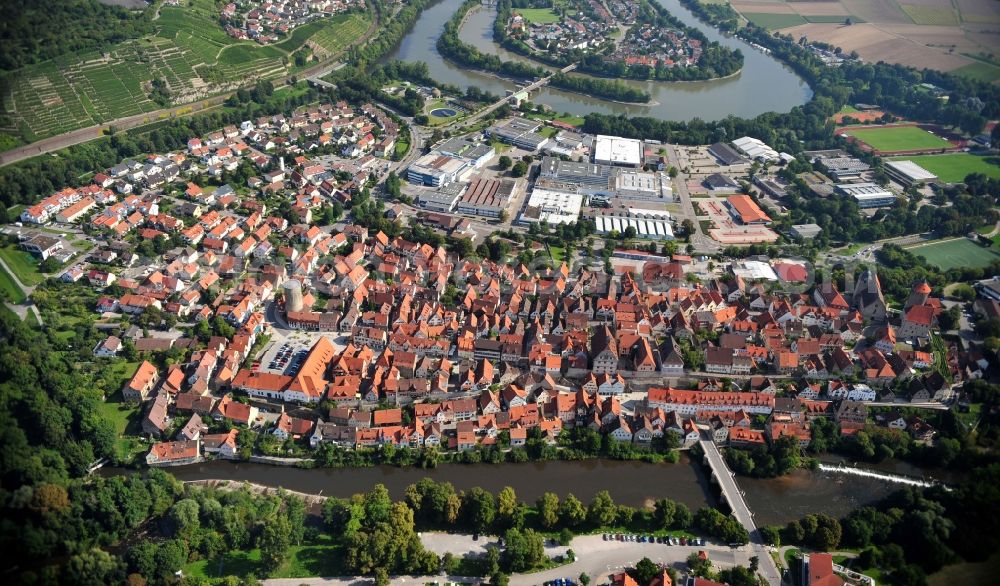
<box><xmin>846</xmin><ymin>126</ymin><xmax>953</xmax><ymax>152</ymax></box>
<box><xmin>890</xmin><ymin>154</ymin><xmax>1000</xmax><ymax>183</ymax></box>
<box><xmin>907</xmin><ymin>238</ymin><xmax>1000</xmax><ymax>270</ymax></box>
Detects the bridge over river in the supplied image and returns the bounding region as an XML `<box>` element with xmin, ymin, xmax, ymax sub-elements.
<box><xmin>699</xmin><ymin>438</ymin><xmax>783</xmax><ymax>586</ymax></box>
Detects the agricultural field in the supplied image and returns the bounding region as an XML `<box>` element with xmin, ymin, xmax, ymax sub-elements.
<box><xmin>907</xmin><ymin>238</ymin><xmax>1000</xmax><ymax>270</ymax></box>
<box><xmin>952</xmin><ymin>61</ymin><xmax>1000</xmax><ymax>83</ymax></box>
<box><xmin>0</xmin><ymin>0</ymin><xmax>371</xmax><ymax>145</ymax></box>
<box><xmin>743</xmin><ymin>13</ymin><xmax>807</xmax><ymax>29</ymax></box>
<box><xmin>518</xmin><ymin>8</ymin><xmax>562</xmax><ymax>24</ymax></box>
<box><xmin>899</xmin><ymin>4</ymin><xmax>959</xmax><ymax>26</ymax></box>
<box><xmin>726</xmin><ymin>0</ymin><xmax>998</xmax><ymax>74</ymax></box>
<box><xmin>889</xmin><ymin>153</ymin><xmax>1000</xmax><ymax>182</ymax></box>
<box><xmin>844</xmin><ymin>125</ymin><xmax>953</xmax><ymax>152</ymax></box>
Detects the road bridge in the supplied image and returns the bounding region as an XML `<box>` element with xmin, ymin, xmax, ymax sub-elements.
<box><xmin>699</xmin><ymin>438</ymin><xmax>783</xmax><ymax>586</ymax></box>
<box><xmin>439</xmin><ymin>64</ymin><xmax>577</xmax><ymax>133</ymax></box>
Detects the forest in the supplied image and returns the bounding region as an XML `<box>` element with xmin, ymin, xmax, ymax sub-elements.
<box><xmin>0</xmin><ymin>0</ymin><xmax>153</xmax><ymax>72</ymax></box>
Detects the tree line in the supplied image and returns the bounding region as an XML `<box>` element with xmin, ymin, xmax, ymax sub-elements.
<box><xmin>762</xmin><ymin>466</ymin><xmax>1000</xmax><ymax>586</ymax></box>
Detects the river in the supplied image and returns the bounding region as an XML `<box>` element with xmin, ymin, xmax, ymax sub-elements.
<box><xmin>106</xmin><ymin>455</ymin><xmax>906</xmax><ymax>527</ymax></box>
<box><xmin>385</xmin><ymin>0</ymin><xmax>812</xmax><ymax>121</ymax></box>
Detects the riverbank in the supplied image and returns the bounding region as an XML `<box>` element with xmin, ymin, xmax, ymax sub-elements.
<box><xmin>101</xmin><ymin>455</ymin><xmax>934</xmax><ymax>527</ymax></box>
<box><xmin>412</xmin><ymin>0</ymin><xmax>809</xmax><ymax>121</ymax></box>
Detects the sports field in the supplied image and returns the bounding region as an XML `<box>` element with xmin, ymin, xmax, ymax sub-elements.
<box><xmin>846</xmin><ymin>125</ymin><xmax>953</xmax><ymax>152</ymax></box>
<box><xmin>518</xmin><ymin>8</ymin><xmax>561</xmax><ymax>24</ymax></box>
<box><xmin>907</xmin><ymin>238</ymin><xmax>1000</xmax><ymax>270</ymax></box>
<box><xmin>890</xmin><ymin>153</ymin><xmax>1000</xmax><ymax>182</ymax></box>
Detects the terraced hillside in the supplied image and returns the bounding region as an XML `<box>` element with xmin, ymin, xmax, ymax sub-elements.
<box><xmin>0</xmin><ymin>0</ymin><xmax>371</xmax><ymax>145</ymax></box>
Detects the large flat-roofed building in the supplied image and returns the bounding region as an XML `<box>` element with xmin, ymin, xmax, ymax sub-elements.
<box><xmin>836</xmin><ymin>182</ymin><xmax>897</xmax><ymax>209</ymax></box>
<box><xmin>594</xmin><ymin>210</ymin><xmax>674</xmax><ymax>240</ymax></box>
<box><xmin>727</xmin><ymin>194</ymin><xmax>772</xmax><ymax>225</ymax></box>
<box><xmin>593</xmin><ymin>135</ymin><xmax>643</xmax><ymax>168</ymax></box>
<box><xmin>885</xmin><ymin>160</ymin><xmax>938</xmax><ymax>187</ymax></box>
<box><xmin>436</xmin><ymin>137</ymin><xmax>496</xmax><ymax>169</ymax></box>
<box><xmin>518</xmin><ymin>188</ymin><xmax>583</xmax><ymax>226</ymax></box>
<box><xmin>708</xmin><ymin>142</ymin><xmax>750</xmax><ymax>167</ymax></box>
<box><xmin>457</xmin><ymin>177</ymin><xmax>519</xmax><ymax>218</ymax></box>
<box><xmin>417</xmin><ymin>183</ymin><xmax>465</xmax><ymax>212</ymax></box>
<box><xmin>791</xmin><ymin>223</ymin><xmax>822</xmax><ymax>239</ymax></box>
<box><xmin>614</xmin><ymin>169</ymin><xmax>672</xmax><ymax>201</ymax></box>
<box><xmin>818</xmin><ymin>157</ymin><xmax>870</xmax><ymax>181</ymax></box>
<box><xmin>539</xmin><ymin>156</ymin><xmax>611</xmax><ymax>190</ymax></box>
<box><xmin>732</xmin><ymin>136</ymin><xmax>779</xmax><ymax>163</ymax></box>
<box><xmin>488</xmin><ymin>118</ymin><xmax>550</xmax><ymax>151</ymax></box>
<box><xmin>407</xmin><ymin>154</ymin><xmax>468</xmax><ymax>187</ymax></box>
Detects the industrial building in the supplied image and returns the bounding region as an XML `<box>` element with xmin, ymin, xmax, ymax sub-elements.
<box><xmin>708</xmin><ymin>142</ymin><xmax>750</xmax><ymax>167</ymax></box>
<box><xmin>518</xmin><ymin>188</ymin><xmax>584</xmax><ymax>226</ymax></box>
<box><xmin>539</xmin><ymin>157</ymin><xmax>611</xmax><ymax>191</ymax></box>
<box><xmin>537</xmin><ymin>157</ymin><xmax>670</xmax><ymax>201</ymax></box>
<box><xmin>614</xmin><ymin>170</ymin><xmax>673</xmax><ymax>201</ymax></box>
<box><xmin>790</xmin><ymin>224</ymin><xmax>822</xmax><ymax>240</ymax></box>
<box><xmin>593</xmin><ymin>135</ymin><xmax>643</xmax><ymax>168</ymax></box>
<box><xmin>593</xmin><ymin>210</ymin><xmax>674</xmax><ymax>240</ymax></box>
<box><xmin>416</xmin><ymin>183</ymin><xmax>464</xmax><ymax>212</ymax></box>
<box><xmin>407</xmin><ymin>154</ymin><xmax>468</xmax><ymax>187</ymax></box>
<box><xmin>456</xmin><ymin>177</ymin><xmax>519</xmax><ymax>218</ymax></box>
<box><xmin>704</xmin><ymin>173</ymin><xmax>741</xmax><ymax>194</ymax></box>
<box><xmin>726</xmin><ymin>194</ymin><xmax>772</xmax><ymax>225</ymax></box>
<box><xmin>732</xmin><ymin>136</ymin><xmax>779</xmax><ymax>163</ymax></box>
<box><xmin>836</xmin><ymin>182</ymin><xmax>897</xmax><ymax>209</ymax></box>
<box><xmin>817</xmin><ymin>156</ymin><xmax>870</xmax><ymax>181</ymax></box>
<box><xmin>488</xmin><ymin>118</ymin><xmax>550</xmax><ymax>151</ymax></box>
<box><xmin>731</xmin><ymin>260</ymin><xmax>778</xmax><ymax>281</ymax></box>
<box><xmin>435</xmin><ymin>137</ymin><xmax>496</xmax><ymax>170</ymax></box>
<box><xmin>884</xmin><ymin>160</ymin><xmax>938</xmax><ymax>187</ymax></box>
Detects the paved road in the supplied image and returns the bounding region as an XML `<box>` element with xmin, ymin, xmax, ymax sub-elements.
<box><xmin>263</xmin><ymin>533</ymin><xmax>761</xmax><ymax>586</ymax></box>
<box><xmin>0</xmin><ymin>255</ymin><xmax>43</xmax><ymax>324</ymax></box>
<box><xmin>699</xmin><ymin>439</ymin><xmax>782</xmax><ymax>586</ymax></box>
<box><xmin>664</xmin><ymin>144</ymin><xmax>720</xmax><ymax>255</ymax></box>
<box><xmin>0</xmin><ymin>10</ymin><xmax>380</xmax><ymax>168</ymax></box>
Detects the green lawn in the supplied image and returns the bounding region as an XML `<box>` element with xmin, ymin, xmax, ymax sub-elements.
<box><xmin>185</xmin><ymin>534</ymin><xmax>342</xmax><ymax>580</ymax></box>
<box><xmin>539</xmin><ymin>126</ymin><xmax>558</xmax><ymax>138</ymax></box>
<box><xmin>554</xmin><ymin>115</ymin><xmax>584</xmax><ymax>127</ymax></box>
<box><xmin>0</xmin><ymin>245</ymin><xmax>46</xmax><ymax>286</ymax></box>
<box><xmin>743</xmin><ymin>13</ymin><xmax>807</xmax><ymax>29</ymax></box>
<box><xmin>907</xmin><ymin>238</ymin><xmax>1000</xmax><ymax>270</ymax></box>
<box><xmin>394</xmin><ymin>140</ymin><xmax>410</xmax><ymax>158</ymax></box>
<box><xmin>0</xmin><ymin>262</ymin><xmax>26</xmax><ymax>303</ymax></box>
<box><xmin>837</xmin><ymin>105</ymin><xmax>860</xmax><ymax>115</ymax></box>
<box><xmin>518</xmin><ymin>8</ymin><xmax>561</xmax><ymax>24</ymax></box>
<box><xmin>889</xmin><ymin>153</ymin><xmax>1000</xmax><ymax>182</ymax></box>
<box><xmin>952</xmin><ymin>61</ymin><xmax>1000</xmax><ymax>83</ymax></box>
<box><xmin>846</xmin><ymin>125</ymin><xmax>952</xmax><ymax>152</ymax></box>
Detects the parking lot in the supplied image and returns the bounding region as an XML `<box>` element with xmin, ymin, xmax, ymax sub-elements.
<box><xmin>254</xmin><ymin>329</ymin><xmax>353</xmax><ymax>375</ymax></box>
